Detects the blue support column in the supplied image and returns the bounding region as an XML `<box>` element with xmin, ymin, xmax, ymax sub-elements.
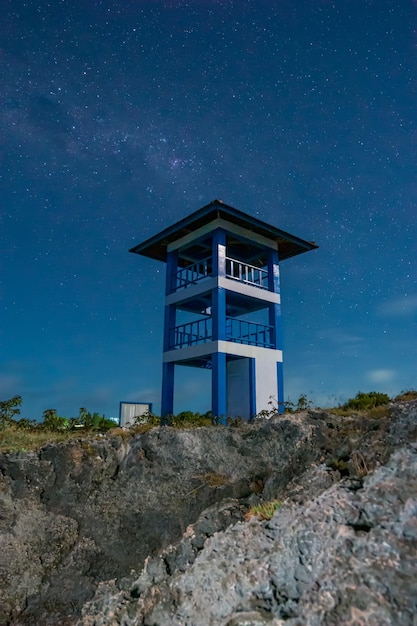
<box><xmin>212</xmin><ymin>351</ymin><xmax>227</xmax><ymax>424</ymax></box>
<box><xmin>212</xmin><ymin>288</ymin><xmax>226</xmax><ymax>340</ymax></box>
<box><xmin>163</xmin><ymin>249</ymin><xmax>178</xmax><ymax>352</ymax></box>
<box><xmin>165</xmin><ymin>249</ymin><xmax>178</xmax><ymax>295</ymax></box>
<box><xmin>212</xmin><ymin>228</ymin><xmax>226</xmax><ymax>277</ymax></box>
<box><xmin>249</xmin><ymin>357</ymin><xmax>256</xmax><ymax>419</ymax></box>
<box><xmin>212</xmin><ymin>228</ymin><xmax>227</xmax><ymax>341</ymax></box>
<box><xmin>161</xmin><ymin>362</ymin><xmax>175</xmax><ymax>420</ymax></box>
<box><xmin>269</xmin><ymin>247</ymin><xmax>284</xmax><ymax>411</ymax></box>
<box><xmin>161</xmin><ymin>248</ymin><xmax>178</xmax><ymax>421</ymax></box>
<box><xmin>269</xmin><ymin>302</ymin><xmax>282</xmax><ymax>350</ymax></box>
<box><xmin>211</xmin><ymin>229</ymin><xmax>227</xmax><ymax>423</ymax></box>
<box><xmin>268</xmin><ymin>249</ymin><xmax>281</xmax><ymax>348</ymax></box>
<box><xmin>267</xmin><ymin>248</ymin><xmax>280</xmax><ymax>293</ymax></box>
<box><xmin>277</xmin><ymin>361</ymin><xmax>284</xmax><ymax>414</ymax></box>
<box><xmin>163</xmin><ymin>304</ymin><xmax>176</xmax><ymax>351</ymax></box>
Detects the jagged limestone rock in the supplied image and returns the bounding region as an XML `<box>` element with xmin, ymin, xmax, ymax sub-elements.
<box><xmin>1</xmin><ymin>400</ymin><xmax>416</xmax><ymax>625</ymax></box>
<box><xmin>0</xmin><ymin>414</ymin><xmax>326</xmax><ymax>625</ymax></box>
<box><xmin>81</xmin><ymin>447</ymin><xmax>417</xmax><ymax>626</ymax></box>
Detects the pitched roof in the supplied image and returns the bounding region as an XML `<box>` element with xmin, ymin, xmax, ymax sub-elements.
<box><xmin>130</xmin><ymin>199</ymin><xmax>318</xmax><ymax>262</ymax></box>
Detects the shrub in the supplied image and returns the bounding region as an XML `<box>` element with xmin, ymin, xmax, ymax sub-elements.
<box><xmin>15</xmin><ymin>418</ymin><xmax>38</xmax><ymax>430</ymax></box>
<box><xmin>0</xmin><ymin>395</ymin><xmax>22</xmax><ymax>429</ymax></box>
<box><xmin>78</xmin><ymin>408</ymin><xmax>115</xmax><ymax>431</ymax></box>
<box><xmin>42</xmin><ymin>409</ymin><xmax>68</xmax><ymax>431</ymax></box>
<box><xmin>134</xmin><ymin>411</ymin><xmax>161</xmax><ymax>426</ymax></box>
<box><xmin>262</xmin><ymin>394</ymin><xmax>314</xmax><ymax>416</ymax></box>
<box><xmin>171</xmin><ymin>411</ymin><xmax>212</xmax><ymax>428</ymax></box>
<box><xmin>343</xmin><ymin>391</ymin><xmax>390</xmax><ymax>412</ymax></box>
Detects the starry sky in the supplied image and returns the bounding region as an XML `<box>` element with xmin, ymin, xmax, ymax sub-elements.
<box><xmin>1</xmin><ymin>0</ymin><xmax>416</xmax><ymax>420</ymax></box>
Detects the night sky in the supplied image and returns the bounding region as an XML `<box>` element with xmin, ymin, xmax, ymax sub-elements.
<box><xmin>1</xmin><ymin>0</ymin><xmax>416</xmax><ymax>421</ymax></box>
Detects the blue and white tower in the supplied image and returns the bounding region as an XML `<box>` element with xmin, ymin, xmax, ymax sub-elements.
<box><xmin>130</xmin><ymin>200</ymin><xmax>317</xmax><ymax>423</ymax></box>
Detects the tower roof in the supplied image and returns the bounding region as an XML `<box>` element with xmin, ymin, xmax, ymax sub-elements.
<box><xmin>130</xmin><ymin>199</ymin><xmax>318</xmax><ymax>262</ymax></box>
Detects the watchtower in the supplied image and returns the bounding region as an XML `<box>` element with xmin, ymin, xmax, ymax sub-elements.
<box><xmin>130</xmin><ymin>200</ymin><xmax>317</xmax><ymax>423</ymax></box>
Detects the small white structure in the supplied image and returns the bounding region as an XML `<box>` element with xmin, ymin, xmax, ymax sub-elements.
<box><xmin>119</xmin><ymin>401</ymin><xmax>152</xmax><ymax>427</ymax></box>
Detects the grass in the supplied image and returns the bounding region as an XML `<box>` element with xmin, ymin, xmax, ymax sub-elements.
<box><xmin>0</xmin><ymin>420</ymin><xmax>165</xmax><ymax>453</ymax></box>
<box><xmin>185</xmin><ymin>471</ymin><xmax>230</xmax><ymax>496</ymax></box>
<box><xmin>394</xmin><ymin>390</ymin><xmax>417</xmax><ymax>402</ymax></box>
<box><xmin>328</xmin><ymin>405</ymin><xmax>390</xmax><ymax>419</ymax></box>
<box><xmin>0</xmin><ymin>426</ymin><xmax>88</xmax><ymax>453</ymax></box>
<box><xmin>201</xmin><ymin>471</ymin><xmax>229</xmax><ymax>487</ymax></box>
<box><xmin>351</xmin><ymin>451</ymin><xmax>370</xmax><ymax>478</ymax></box>
<box><xmin>245</xmin><ymin>500</ymin><xmax>282</xmax><ymax>521</ymax></box>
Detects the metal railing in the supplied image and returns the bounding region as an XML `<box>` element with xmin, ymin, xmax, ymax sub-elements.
<box><xmin>226</xmin><ymin>317</ymin><xmax>274</xmax><ymax>348</ymax></box>
<box><xmin>174</xmin><ymin>256</ymin><xmax>268</xmax><ymax>291</ymax></box>
<box><xmin>170</xmin><ymin>317</ymin><xmax>212</xmax><ymax>348</ymax></box>
<box><xmin>175</xmin><ymin>257</ymin><xmax>212</xmax><ymax>290</ymax></box>
<box><xmin>169</xmin><ymin>316</ymin><xmax>273</xmax><ymax>349</ymax></box>
<box><xmin>225</xmin><ymin>257</ymin><xmax>268</xmax><ymax>289</ymax></box>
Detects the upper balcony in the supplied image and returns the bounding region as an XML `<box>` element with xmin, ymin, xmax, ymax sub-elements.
<box><xmin>225</xmin><ymin>257</ymin><xmax>268</xmax><ymax>289</ymax></box>
<box><xmin>175</xmin><ymin>256</ymin><xmax>212</xmax><ymax>290</ymax></box>
<box><xmin>175</xmin><ymin>256</ymin><xmax>268</xmax><ymax>292</ymax></box>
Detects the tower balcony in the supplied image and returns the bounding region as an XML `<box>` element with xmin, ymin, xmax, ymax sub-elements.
<box><xmin>225</xmin><ymin>257</ymin><xmax>268</xmax><ymax>289</ymax></box>
<box><xmin>226</xmin><ymin>317</ymin><xmax>273</xmax><ymax>348</ymax></box>
<box><xmin>175</xmin><ymin>256</ymin><xmax>212</xmax><ymax>290</ymax></box>
<box><xmin>170</xmin><ymin>317</ymin><xmax>212</xmax><ymax>348</ymax></box>
<box><xmin>175</xmin><ymin>256</ymin><xmax>268</xmax><ymax>291</ymax></box>
<box><xmin>169</xmin><ymin>316</ymin><xmax>274</xmax><ymax>349</ymax></box>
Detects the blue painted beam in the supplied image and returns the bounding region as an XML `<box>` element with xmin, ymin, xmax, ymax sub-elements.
<box><xmin>165</xmin><ymin>249</ymin><xmax>178</xmax><ymax>296</ymax></box>
<box><xmin>249</xmin><ymin>357</ymin><xmax>256</xmax><ymax>419</ymax></box>
<box><xmin>212</xmin><ymin>228</ymin><xmax>226</xmax><ymax>342</ymax></box>
<box><xmin>267</xmin><ymin>248</ymin><xmax>280</xmax><ymax>293</ymax></box>
<box><xmin>161</xmin><ymin>362</ymin><xmax>175</xmax><ymax>420</ymax></box>
<box><xmin>212</xmin><ymin>351</ymin><xmax>227</xmax><ymax>424</ymax></box>
<box><xmin>277</xmin><ymin>361</ymin><xmax>284</xmax><ymax>414</ymax></box>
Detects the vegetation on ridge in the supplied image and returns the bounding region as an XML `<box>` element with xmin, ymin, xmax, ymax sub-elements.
<box><xmin>0</xmin><ymin>389</ymin><xmax>416</xmax><ymax>453</ymax></box>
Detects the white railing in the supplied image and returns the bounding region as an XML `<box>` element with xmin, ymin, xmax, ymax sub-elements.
<box><xmin>175</xmin><ymin>257</ymin><xmax>212</xmax><ymax>290</ymax></box>
<box><xmin>225</xmin><ymin>257</ymin><xmax>268</xmax><ymax>289</ymax></box>
<box><xmin>174</xmin><ymin>255</ymin><xmax>268</xmax><ymax>291</ymax></box>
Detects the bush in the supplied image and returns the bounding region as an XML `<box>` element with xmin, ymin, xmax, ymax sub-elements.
<box><xmin>78</xmin><ymin>408</ymin><xmax>115</xmax><ymax>431</ymax></box>
<box><xmin>343</xmin><ymin>391</ymin><xmax>390</xmax><ymax>412</ymax></box>
<box><xmin>169</xmin><ymin>411</ymin><xmax>213</xmax><ymax>428</ymax></box>
<box><xmin>134</xmin><ymin>411</ymin><xmax>161</xmax><ymax>426</ymax></box>
<box><xmin>0</xmin><ymin>395</ymin><xmax>22</xmax><ymax>429</ymax></box>
<box><xmin>42</xmin><ymin>409</ymin><xmax>68</xmax><ymax>431</ymax></box>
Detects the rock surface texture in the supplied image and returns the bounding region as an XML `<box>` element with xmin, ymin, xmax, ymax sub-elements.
<box><xmin>1</xmin><ymin>401</ymin><xmax>416</xmax><ymax>625</ymax></box>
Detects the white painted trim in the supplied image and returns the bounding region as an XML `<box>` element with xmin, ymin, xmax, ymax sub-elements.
<box><xmin>166</xmin><ymin>277</ymin><xmax>217</xmax><ymax>305</ymax></box>
<box><xmin>218</xmin><ymin>341</ymin><xmax>283</xmax><ymax>362</ymax></box>
<box><xmin>216</xmin><ymin>219</ymin><xmax>278</xmax><ymax>250</ymax></box>
<box><xmin>163</xmin><ymin>341</ymin><xmax>218</xmax><ymax>362</ymax></box>
<box><xmin>218</xmin><ymin>276</ymin><xmax>281</xmax><ymax>303</ymax></box>
<box><xmin>163</xmin><ymin>341</ymin><xmax>283</xmax><ymax>363</ymax></box>
<box><xmin>167</xmin><ymin>218</ymin><xmax>278</xmax><ymax>252</ymax></box>
<box><xmin>166</xmin><ymin>275</ymin><xmax>280</xmax><ymax>306</ymax></box>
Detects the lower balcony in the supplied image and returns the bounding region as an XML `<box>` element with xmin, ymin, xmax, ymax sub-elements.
<box><xmin>169</xmin><ymin>317</ymin><xmax>274</xmax><ymax>349</ymax></box>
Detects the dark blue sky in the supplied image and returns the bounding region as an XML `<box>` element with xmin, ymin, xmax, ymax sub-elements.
<box><xmin>1</xmin><ymin>0</ymin><xmax>416</xmax><ymax>420</ymax></box>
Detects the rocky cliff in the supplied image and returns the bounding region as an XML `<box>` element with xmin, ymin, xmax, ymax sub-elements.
<box><xmin>1</xmin><ymin>401</ymin><xmax>416</xmax><ymax>626</ymax></box>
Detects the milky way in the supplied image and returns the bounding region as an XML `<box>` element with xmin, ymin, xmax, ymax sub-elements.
<box><xmin>1</xmin><ymin>0</ymin><xmax>416</xmax><ymax>419</ymax></box>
